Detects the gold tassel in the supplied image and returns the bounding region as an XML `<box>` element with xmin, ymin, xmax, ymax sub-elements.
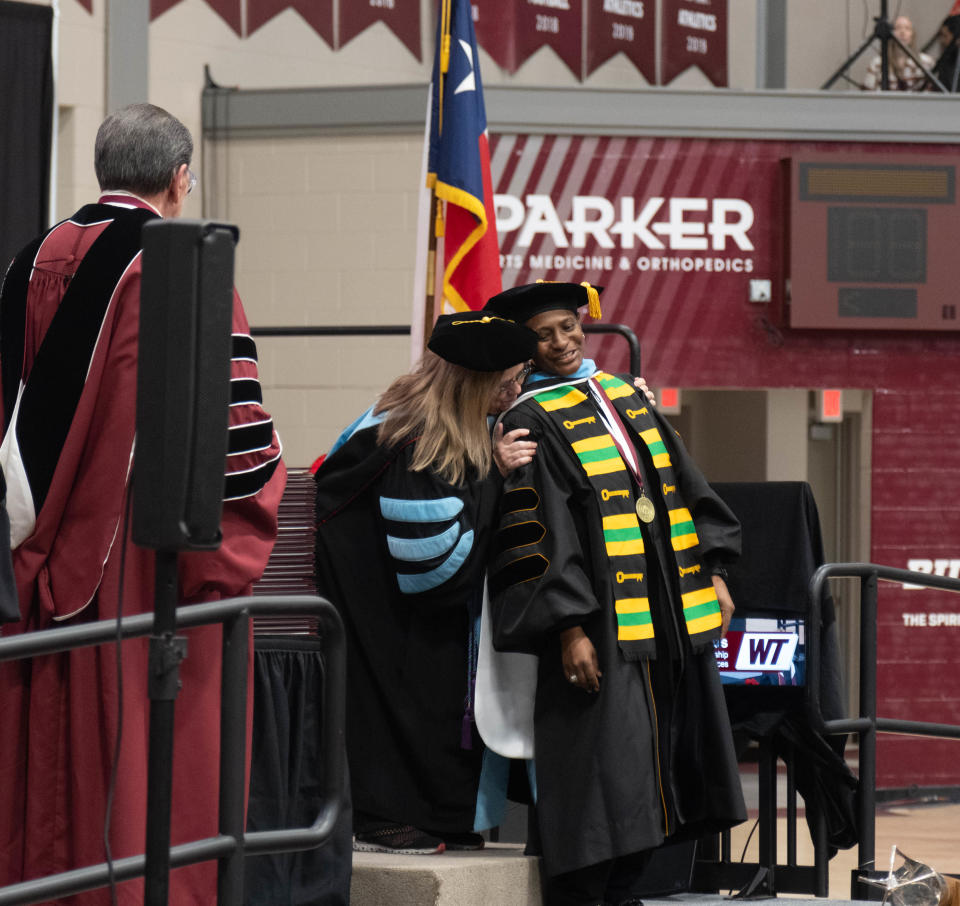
<box><xmin>435</xmin><ymin>199</ymin><xmax>445</xmax><ymax>238</ymax></box>
<box><xmin>581</xmin><ymin>282</ymin><xmax>602</xmax><ymax>320</ymax></box>
<box><xmin>437</xmin><ymin>0</ymin><xmax>451</xmax><ymax>133</ymax></box>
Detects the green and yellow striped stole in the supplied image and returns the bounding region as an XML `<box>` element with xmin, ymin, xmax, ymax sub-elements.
<box><xmin>532</xmin><ymin>373</ymin><xmax>722</xmax><ymax>658</ymax></box>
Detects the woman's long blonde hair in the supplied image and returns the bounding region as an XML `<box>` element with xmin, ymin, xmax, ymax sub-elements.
<box><xmin>375</xmin><ymin>351</ymin><xmax>502</xmax><ymax>485</ymax></box>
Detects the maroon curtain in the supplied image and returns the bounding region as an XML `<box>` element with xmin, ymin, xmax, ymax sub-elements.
<box><xmin>586</xmin><ymin>0</ymin><xmax>655</xmax><ymax>82</ymax></box>
<box><xmin>661</xmin><ymin>0</ymin><xmax>728</xmax><ymax>86</ymax></box>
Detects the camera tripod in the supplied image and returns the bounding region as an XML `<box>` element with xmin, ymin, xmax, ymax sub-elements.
<box><xmin>821</xmin><ymin>0</ymin><xmax>948</xmax><ymax>92</ymax></box>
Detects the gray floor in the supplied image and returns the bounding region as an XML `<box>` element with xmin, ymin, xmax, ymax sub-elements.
<box><xmin>643</xmin><ymin>896</ymin><xmax>871</xmax><ymax>906</ymax></box>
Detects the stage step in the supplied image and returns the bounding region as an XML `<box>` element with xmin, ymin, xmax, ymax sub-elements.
<box><xmin>350</xmin><ymin>843</ymin><xmax>541</xmax><ymax>906</ymax></box>
<box><xmin>350</xmin><ymin>846</ymin><xmax>878</xmax><ymax>906</ymax></box>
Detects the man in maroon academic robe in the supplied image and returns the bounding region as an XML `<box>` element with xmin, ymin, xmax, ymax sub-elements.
<box><xmin>0</xmin><ymin>103</ymin><xmax>285</xmax><ymax>904</ymax></box>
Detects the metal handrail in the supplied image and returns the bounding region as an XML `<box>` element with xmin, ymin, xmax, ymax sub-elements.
<box><xmin>251</xmin><ymin>322</ymin><xmax>643</xmax><ymax>377</ymax></box>
<box><xmin>0</xmin><ymin>594</ymin><xmax>345</xmax><ymax>906</ymax></box>
<box><xmin>806</xmin><ymin>563</ymin><xmax>960</xmax><ymax>899</ymax></box>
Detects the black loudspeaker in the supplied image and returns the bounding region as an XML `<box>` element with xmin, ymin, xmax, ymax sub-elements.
<box><xmin>133</xmin><ymin>219</ymin><xmax>239</xmax><ymax>551</ymax></box>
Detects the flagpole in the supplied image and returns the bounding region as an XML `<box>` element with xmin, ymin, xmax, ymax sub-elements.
<box><xmin>423</xmin><ymin>192</ymin><xmax>440</xmax><ymax>350</ymax></box>
<box><xmin>414</xmin><ymin>0</ymin><xmax>499</xmax><ymax>343</ymax></box>
<box><xmin>424</xmin><ymin>0</ymin><xmax>453</xmax><ymax>344</ymax></box>
<box><xmin>411</xmin><ymin>82</ymin><xmax>436</xmax><ymax>364</ymax></box>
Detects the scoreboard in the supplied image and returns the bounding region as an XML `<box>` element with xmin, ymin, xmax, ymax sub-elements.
<box><xmin>788</xmin><ymin>153</ymin><xmax>959</xmax><ymax>331</ymax></box>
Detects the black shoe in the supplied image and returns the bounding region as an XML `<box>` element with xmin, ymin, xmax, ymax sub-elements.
<box><xmin>437</xmin><ymin>831</ymin><xmax>485</xmax><ymax>851</ymax></box>
<box><xmin>353</xmin><ymin>824</ymin><xmax>445</xmax><ymax>855</ymax></box>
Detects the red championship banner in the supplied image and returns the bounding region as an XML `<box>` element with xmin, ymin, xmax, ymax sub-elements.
<box><xmin>516</xmin><ymin>0</ymin><xmax>583</xmax><ymax>80</ymax></box>
<box><xmin>150</xmin><ymin>0</ymin><xmax>183</xmax><ymax>20</ymax></box>
<box><xmin>339</xmin><ymin>0</ymin><xmax>422</xmax><ymax>61</ymax></box>
<box><xmin>247</xmin><ymin>0</ymin><xmax>333</xmax><ymax>43</ymax></box>
<box><xmin>473</xmin><ymin>0</ymin><xmax>519</xmax><ymax>73</ymax></box>
<box><xmin>661</xmin><ymin>0</ymin><xmax>728</xmax><ymax>87</ymax></box>
<box><xmin>151</xmin><ymin>0</ymin><xmax>241</xmax><ymax>34</ymax></box>
<box><xmin>586</xmin><ymin>0</ymin><xmax>656</xmax><ymax>83</ymax></box>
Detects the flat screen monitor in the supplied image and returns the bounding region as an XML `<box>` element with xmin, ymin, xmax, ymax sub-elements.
<box><xmin>714</xmin><ymin>615</ymin><xmax>806</xmax><ymax>687</ymax></box>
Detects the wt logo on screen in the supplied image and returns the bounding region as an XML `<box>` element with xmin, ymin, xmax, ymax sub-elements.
<box><xmin>735</xmin><ymin>633</ymin><xmax>798</xmax><ymax>672</ymax></box>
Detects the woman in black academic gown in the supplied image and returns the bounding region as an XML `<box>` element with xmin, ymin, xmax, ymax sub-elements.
<box><xmin>314</xmin><ymin>311</ymin><xmax>537</xmax><ymax>854</ymax></box>
<box><xmin>484</xmin><ymin>283</ymin><xmax>747</xmax><ymax>906</ymax></box>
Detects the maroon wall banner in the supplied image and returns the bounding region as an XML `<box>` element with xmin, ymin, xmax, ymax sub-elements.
<box><xmin>661</xmin><ymin>0</ymin><xmax>727</xmax><ymax>86</ymax></box>
<box><xmin>247</xmin><ymin>0</ymin><xmax>333</xmax><ymax>43</ymax></box>
<box><xmin>208</xmin><ymin>0</ymin><xmax>245</xmax><ymax>34</ymax></box>
<box><xmin>150</xmin><ymin>0</ymin><xmax>241</xmax><ymax>34</ymax></box>
<box><xmin>339</xmin><ymin>0</ymin><xmax>421</xmax><ymax>60</ymax></box>
<box><xmin>474</xmin><ymin>0</ymin><xmax>519</xmax><ymax>73</ymax></box>
<box><xmin>586</xmin><ymin>0</ymin><xmax>656</xmax><ymax>83</ymax></box>
<box><xmin>490</xmin><ymin>132</ymin><xmax>960</xmax><ymax>790</ymax></box>
<box><xmin>516</xmin><ymin>0</ymin><xmax>583</xmax><ymax>79</ymax></box>
<box><xmin>151</xmin><ymin>0</ymin><xmax>183</xmax><ymax>19</ymax></box>
<box><xmin>203</xmin><ymin>0</ymin><xmax>242</xmax><ymax>35</ymax></box>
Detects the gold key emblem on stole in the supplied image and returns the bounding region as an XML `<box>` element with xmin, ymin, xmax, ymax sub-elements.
<box><xmin>601</xmin><ymin>488</ymin><xmax>629</xmax><ymax>501</ymax></box>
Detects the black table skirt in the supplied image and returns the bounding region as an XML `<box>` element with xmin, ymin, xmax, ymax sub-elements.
<box><xmin>245</xmin><ymin>635</ymin><xmax>352</xmax><ymax>906</ymax></box>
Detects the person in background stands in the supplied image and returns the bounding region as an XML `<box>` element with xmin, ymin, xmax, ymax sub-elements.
<box><xmin>930</xmin><ymin>14</ymin><xmax>960</xmax><ymax>91</ymax></box>
<box><xmin>862</xmin><ymin>14</ymin><xmax>934</xmax><ymax>91</ymax></box>
<box><xmin>0</xmin><ymin>103</ymin><xmax>285</xmax><ymax>904</ymax></box>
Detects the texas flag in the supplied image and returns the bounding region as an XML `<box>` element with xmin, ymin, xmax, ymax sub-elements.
<box><xmin>420</xmin><ymin>0</ymin><xmax>501</xmax><ymax>318</ymax></box>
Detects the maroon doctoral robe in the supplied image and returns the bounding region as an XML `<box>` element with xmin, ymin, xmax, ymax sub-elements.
<box><xmin>0</xmin><ymin>195</ymin><xmax>285</xmax><ymax>905</ymax></box>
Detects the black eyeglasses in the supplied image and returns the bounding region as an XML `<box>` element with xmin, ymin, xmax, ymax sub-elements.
<box><xmin>498</xmin><ymin>363</ymin><xmax>535</xmax><ymax>395</ymax></box>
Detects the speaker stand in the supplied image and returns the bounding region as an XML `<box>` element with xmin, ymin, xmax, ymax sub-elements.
<box><xmin>144</xmin><ymin>550</ymin><xmax>187</xmax><ymax>906</ymax></box>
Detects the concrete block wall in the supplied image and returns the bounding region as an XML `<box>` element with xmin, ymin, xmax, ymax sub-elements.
<box><xmin>207</xmin><ymin>131</ymin><xmax>425</xmax><ymax>464</ymax></box>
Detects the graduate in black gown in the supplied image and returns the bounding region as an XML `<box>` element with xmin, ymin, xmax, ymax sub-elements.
<box><xmin>314</xmin><ymin>311</ymin><xmax>538</xmax><ymax>854</ymax></box>
<box><xmin>483</xmin><ymin>283</ymin><xmax>747</xmax><ymax>906</ymax></box>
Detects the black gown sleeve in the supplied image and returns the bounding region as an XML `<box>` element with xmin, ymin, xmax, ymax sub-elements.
<box><xmin>316</xmin><ymin>423</ymin><xmax>502</xmax><ymax>609</ymax></box>
<box><xmin>374</xmin><ymin>447</ymin><xmax>502</xmax><ymax>607</ymax></box>
<box><xmin>488</xmin><ymin>405</ymin><xmax>601</xmax><ymax>654</ymax></box>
